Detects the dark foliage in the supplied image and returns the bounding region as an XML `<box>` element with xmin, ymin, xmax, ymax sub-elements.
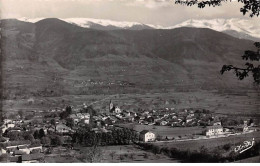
<box><xmin>38</xmin><ymin>129</ymin><xmax>45</xmax><ymax>139</ymax></box>
<box><xmin>221</xmin><ymin>42</ymin><xmax>260</xmax><ymax>84</ymax></box>
<box><xmin>72</xmin><ymin>127</ymin><xmax>138</xmax><ymax>147</ymax></box>
<box><xmin>175</xmin><ymin>0</ymin><xmax>260</xmax><ymax>17</ymax></box>
<box><xmin>137</xmin><ymin>140</ymin><xmax>260</xmax><ymax>162</ymax></box>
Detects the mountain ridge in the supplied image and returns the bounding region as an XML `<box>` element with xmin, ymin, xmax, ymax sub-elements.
<box><xmin>1</xmin><ymin>18</ymin><xmax>256</xmax><ymax>101</ymax></box>
<box><xmin>13</xmin><ymin>17</ymin><xmax>260</xmax><ymax>41</ymax></box>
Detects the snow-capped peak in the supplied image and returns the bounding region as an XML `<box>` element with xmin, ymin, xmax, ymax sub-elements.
<box><xmin>61</xmin><ymin>18</ymin><xmax>146</xmax><ymax>29</ymax></box>
<box><xmin>169</xmin><ymin>18</ymin><xmax>260</xmax><ymax>39</ymax></box>
<box><xmin>18</xmin><ymin>17</ymin><xmax>46</xmax><ymax>23</ymax></box>
<box><xmin>16</xmin><ymin>17</ymin><xmax>259</xmax><ymax>39</ymax></box>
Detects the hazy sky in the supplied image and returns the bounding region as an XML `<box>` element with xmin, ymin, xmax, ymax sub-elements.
<box><xmin>1</xmin><ymin>0</ymin><xmax>259</xmax><ymax>26</ymax></box>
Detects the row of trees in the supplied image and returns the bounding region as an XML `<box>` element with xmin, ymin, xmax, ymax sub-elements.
<box><xmin>72</xmin><ymin>127</ymin><xmax>138</xmax><ymax>146</ymax></box>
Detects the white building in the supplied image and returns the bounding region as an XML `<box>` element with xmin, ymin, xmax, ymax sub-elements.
<box><xmin>115</xmin><ymin>106</ymin><xmax>121</xmax><ymax>114</ymax></box>
<box><xmin>139</xmin><ymin>130</ymin><xmax>156</xmax><ymax>142</ymax></box>
<box><xmin>70</xmin><ymin>113</ymin><xmax>90</xmax><ymax>124</ymax></box>
<box><xmin>213</xmin><ymin>122</ymin><xmax>222</xmax><ymax>126</ymax></box>
<box><xmin>1</xmin><ymin>123</ymin><xmax>15</xmax><ymax>134</ymax></box>
<box><xmin>56</xmin><ymin>124</ymin><xmax>73</xmax><ymax>133</ymax></box>
<box><xmin>205</xmin><ymin>125</ymin><xmax>223</xmax><ymax>136</ymax></box>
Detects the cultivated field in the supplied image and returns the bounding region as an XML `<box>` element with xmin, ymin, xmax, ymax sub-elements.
<box><xmin>43</xmin><ymin>144</ymin><xmax>179</xmax><ymax>163</ymax></box>
<box><xmin>117</xmin><ymin>124</ymin><xmax>205</xmax><ymax>138</ymax></box>
<box><xmin>3</xmin><ymin>89</ymin><xmax>260</xmax><ymax>118</ymax></box>
<box><xmin>97</xmin><ymin>145</ymin><xmax>179</xmax><ymax>163</ymax></box>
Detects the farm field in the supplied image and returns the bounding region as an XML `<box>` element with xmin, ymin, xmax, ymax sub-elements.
<box><xmin>43</xmin><ymin>145</ymin><xmax>179</xmax><ymax>163</ymax></box>
<box><xmin>44</xmin><ymin>146</ymin><xmax>81</xmax><ymax>163</ymax></box>
<box><xmin>97</xmin><ymin>145</ymin><xmax>179</xmax><ymax>163</ymax></box>
<box><xmin>3</xmin><ymin>89</ymin><xmax>260</xmax><ymax>118</ymax></box>
<box><xmin>117</xmin><ymin>124</ymin><xmax>205</xmax><ymax>138</ymax></box>
<box><xmin>152</xmin><ymin>131</ymin><xmax>260</xmax><ymax>151</ymax></box>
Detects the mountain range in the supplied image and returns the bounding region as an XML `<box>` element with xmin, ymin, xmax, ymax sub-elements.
<box><xmin>17</xmin><ymin>17</ymin><xmax>260</xmax><ymax>41</ymax></box>
<box><xmin>1</xmin><ymin>18</ymin><xmax>257</xmax><ymax>101</ymax></box>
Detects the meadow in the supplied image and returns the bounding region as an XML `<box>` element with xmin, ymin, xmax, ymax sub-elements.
<box><xmin>3</xmin><ymin>89</ymin><xmax>260</xmax><ymax>118</ymax></box>
<box><xmin>117</xmin><ymin>124</ymin><xmax>205</xmax><ymax>138</ymax></box>
<box><xmin>152</xmin><ymin>131</ymin><xmax>260</xmax><ymax>151</ymax></box>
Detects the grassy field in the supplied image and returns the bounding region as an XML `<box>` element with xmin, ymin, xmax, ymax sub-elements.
<box><xmin>44</xmin><ymin>146</ymin><xmax>81</xmax><ymax>163</ymax></box>
<box><xmin>43</xmin><ymin>144</ymin><xmax>179</xmax><ymax>163</ymax></box>
<box><xmin>152</xmin><ymin>131</ymin><xmax>260</xmax><ymax>151</ymax></box>
<box><xmin>94</xmin><ymin>145</ymin><xmax>179</xmax><ymax>163</ymax></box>
<box><xmin>117</xmin><ymin>124</ymin><xmax>205</xmax><ymax>138</ymax></box>
<box><xmin>3</xmin><ymin>90</ymin><xmax>260</xmax><ymax>118</ymax></box>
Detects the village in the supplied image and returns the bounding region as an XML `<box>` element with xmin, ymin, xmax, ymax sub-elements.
<box><xmin>0</xmin><ymin>100</ymin><xmax>258</xmax><ymax>163</ymax></box>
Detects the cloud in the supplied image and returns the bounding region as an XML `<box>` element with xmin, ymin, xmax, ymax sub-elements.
<box><xmin>0</xmin><ymin>0</ymin><xmax>259</xmax><ymax>26</ymax></box>
<box><xmin>125</xmin><ymin>0</ymin><xmax>174</xmax><ymax>9</ymax></box>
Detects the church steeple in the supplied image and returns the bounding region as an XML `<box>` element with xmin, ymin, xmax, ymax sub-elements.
<box><xmin>109</xmin><ymin>100</ymin><xmax>115</xmax><ymax>113</ymax></box>
<box><xmin>109</xmin><ymin>100</ymin><xmax>113</xmax><ymax>110</ymax></box>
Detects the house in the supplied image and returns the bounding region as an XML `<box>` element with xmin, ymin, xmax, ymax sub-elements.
<box><xmin>69</xmin><ymin>114</ymin><xmax>79</xmax><ymax>124</ymax></box>
<box><xmin>56</xmin><ymin>124</ymin><xmax>73</xmax><ymax>133</ymax></box>
<box><xmin>115</xmin><ymin>106</ymin><xmax>121</xmax><ymax>114</ymax></box>
<box><xmin>0</xmin><ymin>137</ymin><xmax>10</xmax><ymax>143</ymax></box>
<box><xmin>4</xmin><ymin>119</ymin><xmax>12</xmax><ymax>124</ymax></box>
<box><xmin>160</xmin><ymin>121</ymin><xmax>168</xmax><ymax>126</ymax></box>
<box><xmin>18</xmin><ymin>146</ymin><xmax>30</xmax><ymax>154</ymax></box>
<box><xmin>187</xmin><ymin>113</ymin><xmax>195</xmax><ymax>118</ymax></box>
<box><xmin>109</xmin><ymin>116</ymin><xmax>117</xmax><ymax>123</ymax></box>
<box><xmin>1</xmin><ymin>148</ymin><xmax>7</xmax><ymax>154</ymax></box>
<box><xmin>213</xmin><ymin>122</ymin><xmax>222</xmax><ymax>126</ymax></box>
<box><xmin>4</xmin><ymin>141</ymin><xmax>31</xmax><ymax>154</ymax></box>
<box><xmin>205</xmin><ymin>125</ymin><xmax>223</xmax><ymax>136</ymax></box>
<box><xmin>70</xmin><ymin>113</ymin><xmax>90</xmax><ymax>124</ymax></box>
<box><xmin>1</xmin><ymin>123</ymin><xmax>15</xmax><ymax>133</ymax></box>
<box><xmin>104</xmin><ymin>118</ymin><xmax>113</xmax><ymax>126</ymax></box>
<box><xmin>139</xmin><ymin>130</ymin><xmax>156</xmax><ymax>142</ymax></box>
<box><xmin>123</xmin><ymin>111</ymin><xmax>131</xmax><ymax>117</ymax></box>
<box><xmin>234</xmin><ymin>125</ymin><xmax>249</xmax><ymax>133</ymax></box>
<box><xmin>13</xmin><ymin>150</ymin><xmax>26</xmax><ymax>156</ymax></box>
<box><xmin>186</xmin><ymin>118</ymin><xmax>193</xmax><ymax>123</ymax></box>
<box><xmin>28</xmin><ymin>145</ymin><xmax>42</xmax><ymax>153</ymax></box>
<box><xmin>146</xmin><ymin>117</ymin><xmax>154</xmax><ymax>123</ymax></box>
<box><xmin>77</xmin><ymin>113</ymin><xmax>90</xmax><ymax>124</ymax></box>
<box><xmin>129</xmin><ymin>111</ymin><xmax>137</xmax><ymax>117</ymax></box>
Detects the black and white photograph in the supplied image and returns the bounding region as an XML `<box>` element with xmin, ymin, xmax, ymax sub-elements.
<box><xmin>0</xmin><ymin>0</ymin><xmax>259</xmax><ymax>163</ymax></box>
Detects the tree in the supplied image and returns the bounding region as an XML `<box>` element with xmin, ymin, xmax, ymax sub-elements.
<box><xmin>143</xmin><ymin>153</ymin><xmax>149</xmax><ymax>159</ymax></box>
<box><xmin>59</xmin><ymin>111</ymin><xmax>69</xmax><ymax>119</ymax></box>
<box><xmin>33</xmin><ymin>130</ymin><xmax>39</xmax><ymax>139</ymax></box>
<box><xmin>221</xmin><ymin>42</ymin><xmax>260</xmax><ymax>85</ymax></box>
<box><xmin>7</xmin><ymin>131</ymin><xmax>20</xmax><ymax>141</ymax></box>
<box><xmin>66</xmin><ymin>106</ymin><xmax>72</xmax><ymax>114</ymax></box>
<box><xmin>175</xmin><ymin>0</ymin><xmax>260</xmax><ymax>17</ymax></box>
<box><xmin>50</xmin><ymin>119</ymin><xmax>57</xmax><ymax>132</ymax></box>
<box><xmin>39</xmin><ymin>129</ymin><xmax>45</xmax><ymax>139</ymax></box>
<box><xmin>85</xmin><ymin>144</ymin><xmax>102</xmax><ymax>163</ymax></box>
<box><xmin>18</xmin><ymin>110</ymin><xmax>23</xmax><ymax>119</ymax></box>
<box><xmin>41</xmin><ymin>136</ymin><xmax>51</xmax><ymax>146</ymax></box>
<box><xmin>51</xmin><ymin>135</ymin><xmax>64</xmax><ymax>146</ymax></box>
<box><xmin>23</xmin><ymin>132</ymin><xmax>34</xmax><ymax>142</ymax></box>
<box><xmin>152</xmin><ymin>146</ymin><xmax>161</xmax><ymax>155</ymax></box>
<box><xmin>66</xmin><ymin>118</ymin><xmax>74</xmax><ymax>128</ymax></box>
